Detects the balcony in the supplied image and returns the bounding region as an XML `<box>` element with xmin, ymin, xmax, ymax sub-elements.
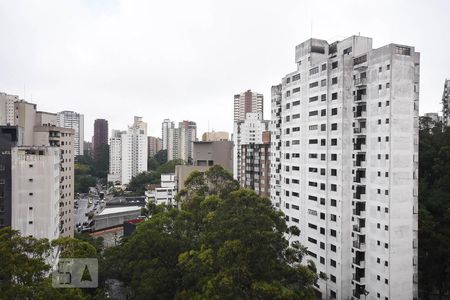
<box><xmin>353</xmin><ymin>127</ymin><xmax>366</xmax><ymax>135</ymax></box>
<box><xmin>352</xmin><ymin>273</ymin><xmax>366</xmax><ymax>285</ymax></box>
<box><xmin>353</xmin><ymin>224</ymin><xmax>366</xmax><ymax>235</ymax></box>
<box><xmin>352</xmin><ymin>257</ymin><xmax>366</xmax><ymax>268</ymax></box>
<box><xmin>354</xmin><ymin>94</ymin><xmax>367</xmax><ymax>102</ymax></box>
<box><xmin>354</xmin><ymin>77</ymin><xmax>367</xmax><ymax>87</ymax></box>
<box><xmin>353</xmin><ymin>241</ymin><xmax>366</xmax><ymax>251</ymax></box>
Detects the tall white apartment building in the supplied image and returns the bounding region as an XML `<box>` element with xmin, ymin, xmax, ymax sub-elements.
<box><xmin>234</xmin><ymin>90</ymin><xmax>264</xmax><ymax>122</ymax></box>
<box><xmin>232</xmin><ymin>112</ymin><xmax>269</xmax><ymax>180</ymax></box>
<box><xmin>441</xmin><ymin>79</ymin><xmax>450</xmax><ymax>126</ymax></box>
<box><xmin>162</xmin><ymin>118</ymin><xmax>174</xmax><ymax>150</ymax></box>
<box><xmin>57</xmin><ymin>111</ymin><xmax>84</xmax><ymax>156</ymax></box>
<box><xmin>14</xmin><ymin>101</ymin><xmax>75</xmax><ymax>237</ymax></box>
<box><xmin>108</xmin><ymin>130</ymin><xmax>125</xmax><ymax>184</ymax></box>
<box><xmin>119</xmin><ymin>116</ymin><xmax>148</xmax><ymax>185</ymax></box>
<box><xmin>270</xmin><ymin>36</ymin><xmax>419</xmax><ymax>300</ymax></box>
<box><xmin>167</xmin><ymin>120</ymin><xmax>197</xmax><ymax>163</ymax></box>
<box><xmin>11</xmin><ymin>146</ymin><xmax>60</xmax><ymax>241</ymax></box>
<box><xmin>0</xmin><ymin>92</ymin><xmax>17</xmax><ymax>125</ymax></box>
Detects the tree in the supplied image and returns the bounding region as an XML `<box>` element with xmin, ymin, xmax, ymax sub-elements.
<box><xmin>75</xmin><ymin>175</ymin><xmax>97</xmax><ymax>194</ymax></box>
<box><xmin>418</xmin><ymin>120</ymin><xmax>450</xmax><ymax>299</ymax></box>
<box><xmin>103</xmin><ymin>165</ymin><xmax>317</xmax><ymax>299</ymax></box>
<box><xmin>0</xmin><ymin>227</ymin><xmax>90</xmax><ymax>299</ymax></box>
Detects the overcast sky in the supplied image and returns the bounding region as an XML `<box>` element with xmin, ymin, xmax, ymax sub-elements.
<box><xmin>0</xmin><ymin>0</ymin><xmax>449</xmax><ymax>139</ymax></box>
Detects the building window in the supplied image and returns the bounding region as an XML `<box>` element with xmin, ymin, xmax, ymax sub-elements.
<box><xmin>379</xmin><ymin>84</ymin><xmax>382</xmax><ymax>90</ymax></box>
<box><xmin>331</xmin><ymin>123</ymin><xmax>338</xmax><ymax>130</ymax></box>
<box><xmin>321</xmin><ymin>64</ymin><xmax>327</xmax><ymax>71</ymax></box>
<box><xmin>321</xmin><ymin>94</ymin><xmax>326</xmax><ymax>101</ymax></box>
<box><xmin>331</xmin><ymin>92</ymin><xmax>338</xmax><ymax>100</ymax></box>
<box><xmin>330</xmin><ymin>259</ymin><xmax>337</xmax><ymax>267</ymax></box>
<box><xmin>331</xmin><ymin>154</ymin><xmax>337</xmax><ymax>161</ymax></box>
<box><xmin>395</xmin><ymin>46</ymin><xmax>411</xmax><ymax>56</ymax></box>
<box><xmin>386</xmin><ymin>82</ymin><xmax>390</xmax><ymax>88</ymax></box>
<box><xmin>331</xmin><ymin>169</ymin><xmax>337</xmax><ymax>176</ymax></box>
<box><xmin>331</xmin><ymin>108</ymin><xmax>338</xmax><ymax>115</ymax></box>
<box><xmin>330</xmin><ymin>229</ymin><xmax>337</xmax><ymax>237</ymax></box>
<box><xmin>309</xmin><ymin>82</ymin><xmax>319</xmax><ymax>88</ymax></box>
<box><xmin>332</xmin><ymin>77</ymin><xmax>338</xmax><ymax>85</ymax></box>
<box><xmin>309</xmin><ymin>96</ymin><xmax>318</xmax><ymax>102</ymax></box>
<box><xmin>331</xmin><ymin>139</ymin><xmax>337</xmax><ymax>146</ymax></box>
<box><xmin>310</xmin><ymin>67</ymin><xmax>319</xmax><ymax>75</ymax></box>
<box><xmin>309</xmin><ymin>111</ymin><xmax>318</xmax><ymax>117</ymax></box>
<box><xmin>293</xmin><ymin>87</ymin><xmax>300</xmax><ymax>93</ymax></box>
<box><xmin>331</xmin><ymin>199</ymin><xmax>337</xmax><ymax>207</ymax></box>
<box><xmin>332</xmin><ymin>61</ymin><xmax>338</xmax><ymax>69</ymax></box>
<box><xmin>292</xmin><ymin>74</ymin><xmax>301</xmax><ymax>81</ymax></box>
<box><xmin>331</xmin><ymin>244</ymin><xmax>337</xmax><ymax>252</ymax></box>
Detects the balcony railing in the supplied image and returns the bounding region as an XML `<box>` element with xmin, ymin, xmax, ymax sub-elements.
<box><xmin>354</xmin><ymin>78</ymin><xmax>367</xmax><ymax>86</ymax></box>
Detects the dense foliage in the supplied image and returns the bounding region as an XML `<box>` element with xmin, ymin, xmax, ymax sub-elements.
<box><xmin>418</xmin><ymin>117</ymin><xmax>450</xmax><ymax>299</ymax></box>
<box><xmin>0</xmin><ymin>227</ymin><xmax>102</xmax><ymax>299</ymax></box>
<box><xmin>74</xmin><ymin>145</ymin><xmax>109</xmax><ymax>193</ymax></box>
<box><xmin>104</xmin><ymin>166</ymin><xmax>317</xmax><ymax>299</ymax></box>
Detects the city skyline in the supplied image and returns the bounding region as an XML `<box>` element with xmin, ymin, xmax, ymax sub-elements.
<box><xmin>0</xmin><ymin>0</ymin><xmax>448</xmax><ymax>139</ymax></box>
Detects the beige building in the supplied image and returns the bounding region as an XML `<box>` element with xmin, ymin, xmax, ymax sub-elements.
<box><xmin>193</xmin><ymin>141</ymin><xmax>233</xmax><ymax>173</ymax></box>
<box><xmin>201</xmin><ymin>131</ymin><xmax>229</xmax><ymax>141</ymax></box>
<box><xmin>14</xmin><ymin>101</ymin><xmax>75</xmax><ymax>237</ymax></box>
<box><xmin>148</xmin><ymin>136</ymin><xmax>162</xmax><ymax>157</ymax></box>
<box><xmin>234</xmin><ymin>90</ymin><xmax>263</xmax><ymax>123</ymax></box>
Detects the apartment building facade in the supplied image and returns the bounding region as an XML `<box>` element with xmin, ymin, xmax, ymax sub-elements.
<box><xmin>233</xmin><ymin>112</ymin><xmax>269</xmax><ymax>180</ymax></box>
<box><xmin>167</xmin><ymin>120</ymin><xmax>197</xmax><ymax>163</ymax></box>
<box><xmin>441</xmin><ymin>79</ymin><xmax>450</xmax><ymax>126</ymax></box>
<box><xmin>108</xmin><ymin>130</ymin><xmax>125</xmax><ymax>184</ymax></box>
<box><xmin>239</xmin><ymin>131</ymin><xmax>271</xmax><ymax>197</ymax></box>
<box><xmin>93</xmin><ymin>118</ymin><xmax>108</xmax><ymax>155</ymax></box>
<box><xmin>57</xmin><ymin>110</ymin><xmax>84</xmax><ymax>157</ymax></box>
<box><xmin>234</xmin><ymin>90</ymin><xmax>264</xmax><ymax>122</ymax></box>
<box><xmin>270</xmin><ymin>36</ymin><xmax>419</xmax><ymax>300</ymax></box>
<box><xmin>0</xmin><ymin>92</ymin><xmax>17</xmax><ymax>126</ymax></box>
<box><xmin>148</xmin><ymin>136</ymin><xmax>162</xmax><ymax>158</ymax></box>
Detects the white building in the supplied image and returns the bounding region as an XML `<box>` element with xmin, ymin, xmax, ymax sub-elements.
<box><xmin>162</xmin><ymin>118</ymin><xmax>174</xmax><ymax>150</ymax></box>
<box><xmin>234</xmin><ymin>90</ymin><xmax>264</xmax><ymax>122</ymax></box>
<box><xmin>57</xmin><ymin>111</ymin><xmax>84</xmax><ymax>156</ymax></box>
<box><xmin>108</xmin><ymin>130</ymin><xmax>125</xmax><ymax>184</ymax></box>
<box><xmin>108</xmin><ymin>117</ymin><xmax>148</xmax><ymax>185</ymax></box>
<box><xmin>0</xmin><ymin>92</ymin><xmax>17</xmax><ymax>125</ymax></box>
<box><xmin>11</xmin><ymin>146</ymin><xmax>60</xmax><ymax>241</ymax></box>
<box><xmin>441</xmin><ymin>79</ymin><xmax>450</xmax><ymax>126</ymax></box>
<box><xmin>167</xmin><ymin>120</ymin><xmax>197</xmax><ymax>163</ymax></box>
<box><xmin>14</xmin><ymin>101</ymin><xmax>75</xmax><ymax>237</ymax></box>
<box><xmin>271</xmin><ymin>36</ymin><xmax>419</xmax><ymax>300</ymax></box>
<box><xmin>232</xmin><ymin>112</ymin><xmax>269</xmax><ymax>180</ymax></box>
<box><xmin>153</xmin><ymin>173</ymin><xmax>177</xmax><ymax>205</ymax></box>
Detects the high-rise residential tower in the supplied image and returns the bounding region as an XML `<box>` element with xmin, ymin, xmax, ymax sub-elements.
<box><xmin>233</xmin><ymin>112</ymin><xmax>269</xmax><ymax>181</ymax></box>
<box><xmin>0</xmin><ymin>99</ymin><xmax>75</xmax><ymax>238</ymax></box>
<box><xmin>93</xmin><ymin>119</ymin><xmax>109</xmax><ymax>154</ymax></box>
<box><xmin>108</xmin><ymin>130</ymin><xmax>125</xmax><ymax>184</ymax></box>
<box><xmin>441</xmin><ymin>79</ymin><xmax>450</xmax><ymax>126</ymax></box>
<box><xmin>148</xmin><ymin>136</ymin><xmax>162</xmax><ymax>158</ymax></box>
<box><xmin>162</xmin><ymin>118</ymin><xmax>174</xmax><ymax>150</ymax></box>
<box><xmin>108</xmin><ymin>117</ymin><xmax>148</xmax><ymax>185</ymax></box>
<box><xmin>57</xmin><ymin>110</ymin><xmax>84</xmax><ymax>157</ymax></box>
<box><xmin>270</xmin><ymin>36</ymin><xmax>419</xmax><ymax>300</ymax></box>
<box><xmin>167</xmin><ymin>120</ymin><xmax>197</xmax><ymax>163</ymax></box>
<box><xmin>0</xmin><ymin>92</ymin><xmax>17</xmax><ymax>125</ymax></box>
<box><xmin>234</xmin><ymin>90</ymin><xmax>264</xmax><ymax>122</ymax></box>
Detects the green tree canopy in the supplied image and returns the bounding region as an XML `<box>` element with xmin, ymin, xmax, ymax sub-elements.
<box><xmin>103</xmin><ymin>165</ymin><xmax>317</xmax><ymax>299</ymax></box>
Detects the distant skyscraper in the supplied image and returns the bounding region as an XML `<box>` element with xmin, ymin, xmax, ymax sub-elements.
<box><xmin>239</xmin><ymin>131</ymin><xmax>271</xmax><ymax>197</ymax></box>
<box><xmin>441</xmin><ymin>79</ymin><xmax>450</xmax><ymax>126</ymax></box>
<box><xmin>108</xmin><ymin>117</ymin><xmax>148</xmax><ymax>185</ymax></box>
<box><xmin>234</xmin><ymin>90</ymin><xmax>263</xmax><ymax>122</ymax></box>
<box><xmin>93</xmin><ymin>119</ymin><xmax>108</xmax><ymax>154</ymax></box>
<box><xmin>167</xmin><ymin>120</ymin><xmax>197</xmax><ymax>163</ymax></box>
<box><xmin>148</xmin><ymin>136</ymin><xmax>162</xmax><ymax>158</ymax></box>
<box><xmin>0</xmin><ymin>92</ymin><xmax>17</xmax><ymax>125</ymax></box>
<box><xmin>271</xmin><ymin>36</ymin><xmax>419</xmax><ymax>300</ymax></box>
<box><xmin>161</xmin><ymin>119</ymin><xmax>174</xmax><ymax>150</ymax></box>
<box><xmin>57</xmin><ymin>111</ymin><xmax>84</xmax><ymax>156</ymax></box>
<box><xmin>233</xmin><ymin>112</ymin><xmax>269</xmax><ymax>181</ymax></box>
